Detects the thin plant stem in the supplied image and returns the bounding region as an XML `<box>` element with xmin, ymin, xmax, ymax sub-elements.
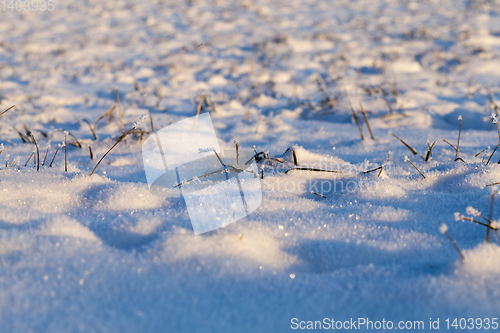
<box><xmin>360</xmin><ymin>104</ymin><xmax>375</xmax><ymax>139</ymax></box>
<box><xmin>0</xmin><ymin>105</ymin><xmax>15</xmax><ymax>118</ymax></box>
<box><xmin>445</xmin><ymin>231</ymin><xmax>465</xmax><ymax>261</ymax></box>
<box><xmin>25</xmin><ymin>152</ymin><xmax>34</xmax><ymax>167</ymax></box>
<box><xmin>49</xmin><ymin>147</ymin><xmax>61</xmax><ymax>167</ymax></box>
<box><xmin>349</xmin><ymin>101</ymin><xmax>364</xmax><ymax>140</ymax></box>
<box><xmin>192</xmin><ymin>95</ymin><xmax>205</xmax><ymax>131</ymax></box>
<box><xmin>487</xmin><ymin>191</ymin><xmax>495</xmax><ymax>243</ymax></box>
<box><xmin>30</xmin><ymin>133</ymin><xmax>40</xmax><ymax>171</ymax></box>
<box><xmin>64</xmin><ymin>133</ymin><xmax>67</xmax><ymax>172</ymax></box>
<box><xmin>116</xmin><ymin>89</ymin><xmax>125</xmax><ymax>134</ymax></box>
<box><xmin>90</xmin><ymin>125</ymin><xmax>138</xmax><ymax>176</ymax></box>
<box><xmin>405</xmin><ymin>158</ymin><xmax>426</xmax><ymax>179</ymax></box>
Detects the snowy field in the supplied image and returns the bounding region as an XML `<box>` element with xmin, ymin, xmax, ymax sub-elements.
<box><xmin>1</xmin><ymin>0</ymin><xmax>500</xmax><ymax>331</ymax></box>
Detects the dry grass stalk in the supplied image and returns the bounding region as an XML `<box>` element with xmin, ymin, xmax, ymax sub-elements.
<box><xmin>235</xmin><ymin>141</ymin><xmax>239</xmax><ymax>164</ymax></box>
<box><xmin>404</xmin><ymin>156</ymin><xmax>426</xmax><ymax>179</ymax></box>
<box><xmin>148</xmin><ymin>106</ymin><xmax>154</xmax><ymax>132</ymax></box>
<box><xmin>81</xmin><ymin>119</ymin><xmax>97</xmax><ymax>140</ymax></box>
<box><xmin>25</xmin><ymin>152</ymin><xmax>34</xmax><ymax>167</ymax></box>
<box><xmin>460</xmin><ymin>216</ymin><xmax>498</xmax><ymax>230</ymax></box>
<box><xmin>485</xmin><ymin>143</ymin><xmax>500</xmax><ymax>165</ymax></box>
<box><xmin>64</xmin><ymin>132</ymin><xmax>68</xmax><ymax>172</ymax></box>
<box><xmin>30</xmin><ymin>133</ymin><xmax>40</xmax><ymax>171</ymax></box>
<box><xmin>285</xmin><ymin>167</ymin><xmax>344</xmax><ymax>174</ymax></box>
<box><xmin>392</xmin><ymin>134</ymin><xmax>418</xmax><ymax>155</ymax></box>
<box><xmin>380</xmin><ymin>88</ymin><xmax>394</xmax><ymax>114</ymax></box>
<box><xmin>89</xmin><ymin>146</ymin><xmax>94</xmax><ymax>160</ymax></box>
<box><xmin>42</xmin><ymin>143</ymin><xmax>50</xmax><ymax>166</ymax></box>
<box><xmin>94</xmin><ymin>106</ymin><xmax>116</xmax><ymax>131</ymax></box>
<box><xmin>378</xmin><ymin>166</ymin><xmax>384</xmax><ymax>177</ymax></box>
<box><xmin>316</xmin><ymin>76</ymin><xmax>326</xmax><ymax>108</ymax></box>
<box><xmin>90</xmin><ymin>116</ymin><xmax>146</xmax><ymax>176</ymax></box>
<box><xmin>192</xmin><ymin>95</ymin><xmax>205</xmax><ymax>131</ymax></box>
<box><xmin>49</xmin><ymin>146</ymin><xmax>61</xmax><ymax>167</ymax></box>
<box><xmin>455</xmin><ymin>116</ymin><xmax>462</xmax><ymax>159</ymax></box>
<box><xmin>207</xmin><ymin>95</ymin><xmax>217</xmax><ymax>113</ymax></box>
<box><xmin>312</xmin><ymin>191</ymin><xmax>326</xmax><ymax>198</ymax></box>
<box><xmin>474</xmin><ymin>148</ymin><xmax>488</xmax><ymax>158</ymax></box>
<box><xmin>441</xmin><ymin>225</ymin><xmax>465</xmax><ymax>261</ymax></box>
<box><xmin>360</xmin><ymin>104</ymin><xmax>375</xmax><ymax>139</ymax></box>
<box><xmin>364</xmin><ymin>166</ymin><xmax>383</xmax><ymax>175</ymax></box>
<box><xmin>292</xmin><ymin>150</ymin><xmax>298</xmax><ymax>166</ymax></box>
<box><xmin>116</xmin><ymin>90</ymin><xmax>125</xmax><ymax>134</ymax></box>
<box><xmin>0</xmin><ymin>105</ymin><xmax>15</xmax><ymax>118</ymax></box>
<box><xmin>487</xmin><ymin>190</ymin><xmax>495</xmax><ymax>243</ymax></box>
<box><xmin>349</xmin><ymin>102</ymin><xmax>364</xmax><ymax>140</ymax></box>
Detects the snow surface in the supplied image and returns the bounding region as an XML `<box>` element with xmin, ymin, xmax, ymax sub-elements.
<box><xmin>1</xmin><ymin>0</ymin><xmax>500</xmax><ymax>331</ymax></box>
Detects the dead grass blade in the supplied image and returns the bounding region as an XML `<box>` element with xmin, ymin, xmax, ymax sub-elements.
<box><xmin>0</xmin><ymin>105</ymin><xmax>15</xmax><ymax>118</ymax></box>
<box><xmin>360</xmin><ymin>104</ymin><xmax>375</xmax><ymax>140</ymax></box>
<box><xmin>392</xmin><ymin>134</ymin><xmax>418</xmax><ymax>155</ymax></box>
<box><xmin>116</xmin><ymin>89</ymin><xmax>125</xmax><ymax>134</ymax></box>
<box><xmin>285</xmin><ymin>167</ymin><xmax>344</xmax><ymax>174</ymax></box>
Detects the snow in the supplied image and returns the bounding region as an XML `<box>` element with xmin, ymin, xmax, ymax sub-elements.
<box><xmin>1</xmin><ymin>0</ymin><xmax>500</xmax><ymax>331</ymax></box>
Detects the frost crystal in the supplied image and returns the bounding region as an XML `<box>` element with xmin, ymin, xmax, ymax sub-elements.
<box><xmin>404</xmin><ymin>155</ymin><xmax>409</xmax><ymax>162</ymax></box>
<box><xmin>454</xmin><ymin>212</ymin><xmax>461</xmax><ymax>221</ymax></box>
<box><xmin>491</xmin><ymin>113</ymin><xmax>498</xmax><ymax>124</ymax></box>
<box><xmin>439</xmin><ymin>223</ymin><xmax>448</xmax><ymax>234</ymax></box>
<box><xmin>466</xmin><ymin>206</ymin><xmax>481</xmax><ymax>217</ymax></box>
<box><xmin>458</xmin><ymin>115</ymin><xmax>462</xmax><ymax>121</ymax></box>
<box><xmin>134</xmin><ymin>115</ymin><xmax>148</xmax><ymax>128</ymax></box>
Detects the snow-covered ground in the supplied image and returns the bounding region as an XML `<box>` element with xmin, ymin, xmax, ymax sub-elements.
<box><xmin>1</xmin><ymin>0</ymin><xmax>500</xmax><ymax>331</ymax></box>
